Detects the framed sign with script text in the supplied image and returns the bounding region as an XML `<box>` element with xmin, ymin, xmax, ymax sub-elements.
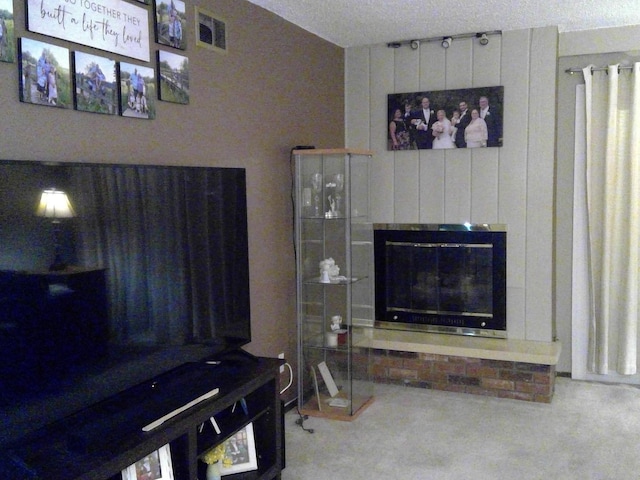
<box><xmin>26</xmin><ymin>0</ymin><xmax>151</xmax><ymax>62</ymax></box>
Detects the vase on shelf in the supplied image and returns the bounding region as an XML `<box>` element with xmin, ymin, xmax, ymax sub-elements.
<box><xmin>206</xmin><ymin>461</ymin><xmax>221</xmax><ymax>480</ymax></box>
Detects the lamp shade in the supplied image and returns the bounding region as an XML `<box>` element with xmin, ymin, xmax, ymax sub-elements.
<box><xmin>36</xmin><ymin>189</ymin><xmax>76</xmax><ymax>219</ymax></box>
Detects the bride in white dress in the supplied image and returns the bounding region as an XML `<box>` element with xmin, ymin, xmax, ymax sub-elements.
<box><xmin>432</xmin><ymin>109</ymin><xmax>455</xmax><ymax>149</ymax></box>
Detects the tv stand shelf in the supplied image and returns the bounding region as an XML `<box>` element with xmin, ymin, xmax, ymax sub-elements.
<box><xmin>0</xmin><ymin>353</ymin><xmax>283</xmax><ymax>480</ymax></box>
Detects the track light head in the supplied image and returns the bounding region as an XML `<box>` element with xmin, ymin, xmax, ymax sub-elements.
<box><xmin>441</xmin><ymin>37</ymin><xmax>452</xmax><ymax>49</ymax></box>
<box><xmin>410</xmin><ymin>40</ymin><xmax>420</xmax><ymax>50</ymax></box>
<box><xmin>477</xmin><ymin>33</ymin><xmax>489</xmax><ymax>45</ymax></box>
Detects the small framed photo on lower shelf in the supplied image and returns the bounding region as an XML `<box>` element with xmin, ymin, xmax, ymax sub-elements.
<box><xmin>220</xmin><ymin>422</ymin><xmax>258</xmax><ymax>476</ymax></box>
<box><xmin>121</xmin><ymin>443</ymin><xmax>174</xmax><ymax>480</ymax></box>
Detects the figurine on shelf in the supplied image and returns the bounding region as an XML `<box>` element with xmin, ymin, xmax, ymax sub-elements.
<box><xmin>325</xmin><ymin>180</ymin><xmax>337</xmax><ymax>217</ymax></box>
<box><xmin>326</xmin><ymin>194</ymin><xmax>337</xmax><ymax>218</ymax></box>
<box><xmin>330</xmin><ymin>315</ymin><xmax>348</xmax><ymax>346</ymax></box>
<box><xmin>319</xmin><ymin>258</ymin><xmax>339</xmax><ymax>283</ymax></box>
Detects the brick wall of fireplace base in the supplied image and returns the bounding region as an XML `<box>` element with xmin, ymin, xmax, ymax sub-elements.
<box><xmin>368</xmin><ymin>350</ymin><xmax>556</xmax><ymax>403</ymax></box>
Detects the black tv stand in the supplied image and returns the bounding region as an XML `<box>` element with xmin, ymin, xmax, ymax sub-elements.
<box><xmin>0</xmin><ymin>356</ymin><xmax>283</xmax><ymax>480</ymax></box>
<box><xmin>217</xmin><ymin>348</ymin><xmax>260</xmax><ymax>365</ymax></box>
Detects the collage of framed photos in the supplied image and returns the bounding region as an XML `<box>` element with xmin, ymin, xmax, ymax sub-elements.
<box><xmin>120</xmin><ymin>423</ymin><xmax>258</xmax><ymax>480</ymax></box>
<box><xmin>0</xmin><ymin>0</ymin><xmax>212</xmax><ymax>119</ymax></box>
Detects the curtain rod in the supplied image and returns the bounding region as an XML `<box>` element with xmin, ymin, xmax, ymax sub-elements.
<box><xmin>565</xmin><ymin>65</ymin><xmax>635</xmax><ymax>75</ymax></box>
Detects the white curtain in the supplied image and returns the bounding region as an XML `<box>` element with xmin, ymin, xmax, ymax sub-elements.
<box><xmin>581</xmin><ymin>63</ymin><xmax>640</xmax><ymax>375</ymax></box>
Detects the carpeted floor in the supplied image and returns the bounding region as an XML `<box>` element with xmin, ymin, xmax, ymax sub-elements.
<box><xmin>282</xmin><ymin>377</ymin><xmax>640</xmax><ymax>479</ymax></box>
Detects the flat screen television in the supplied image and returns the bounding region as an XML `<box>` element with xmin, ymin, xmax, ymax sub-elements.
<box><xmin>0</xmin><ymin>160</ymin><xmax>251</xmax><ymax>444</ymax></box>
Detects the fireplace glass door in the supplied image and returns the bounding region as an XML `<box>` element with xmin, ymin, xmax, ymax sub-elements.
<box><xmin>386</xmin><ymin>241</ymin><xmax>493</xmax><ymax>317</ymax></box>
<box><xmin>374</xmin><ymin>225</ymin><xmax>507</xmax><ymax>337</ymax></box>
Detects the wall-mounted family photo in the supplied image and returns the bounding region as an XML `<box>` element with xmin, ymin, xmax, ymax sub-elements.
<box><xmin>155</xmin><ymin>0</ymin><xmax>187</xmax><ymax>50</ymax></box>
<box><xmin>387</xmin><ymin>86</ymin><xmax>504</xmax><ymax>151</ymax></box>
<box><xmin>157</xmin><ymin>50</ymin><xmax>189</xmax><ymax>104</ymax></box>
<box><xmin>120</xmin><ymin>62</ymin><xmax>157</xmax><ymax>119</ymax></box>
<box><xmin>19</xmin><ymin>38</ymin><xmax>162</xmax><ymax>118</ymax></box>
<box><xmin>0</xmin><ymin>0</ymin><xmax>14</xmax><ymax>63</ymax></box>
<box><xmin>19</xmin><ymin>38</ymin><xmax>71</xmax><ymax>108</ymax></box>
<box><xmin>73</xmin><ymin>52</ymin><xmax>117</xmax><ymax>116</ymax></box>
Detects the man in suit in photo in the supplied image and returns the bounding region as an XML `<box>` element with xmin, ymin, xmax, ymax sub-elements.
<box><xmin>453</xmin><ymin>100</ymin><xmax>472</xmax><ymax>148</ymax></box>
<box><xmin>479</xmin><ymin>96</ymin><xmax>502</xmax><ymax>147</ymax></box>
<box><xmin>410</xmin><ymin>96</ymin><xmax>437</xmax><ymax>149</ymax></box>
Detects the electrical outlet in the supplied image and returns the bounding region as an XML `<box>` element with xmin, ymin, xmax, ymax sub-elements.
<box><xmin>278</xmin><ymin>352</ymin><xmax>285</xmax><ymax>373</ymax></box>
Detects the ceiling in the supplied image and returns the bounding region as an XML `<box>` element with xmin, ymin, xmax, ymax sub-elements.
<box><xmin>245</xmin><ymin>0</ymin><xmax>640</xmax><ymax>48</ymax></box>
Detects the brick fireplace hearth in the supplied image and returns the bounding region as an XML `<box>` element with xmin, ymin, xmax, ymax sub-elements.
<box><xmin>354</xmin><ymin>329</ymin><xmax>561</xmax><ymax>403</ymax></box>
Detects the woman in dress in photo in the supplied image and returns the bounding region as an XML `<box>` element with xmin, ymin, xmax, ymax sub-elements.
<box><xmin>464</xmin><ymin>109</ymin><xmax>488</xmax><ymax>148</ymax></box>
<box><xmin>389</xmin><ymin>107</ymin><xmax>411</xmax><ymax>150</ymax></box>
<box><xmin>432</xmin><ymin>109</ymin><xmax>455</xmax><ymax>149</ymax></box>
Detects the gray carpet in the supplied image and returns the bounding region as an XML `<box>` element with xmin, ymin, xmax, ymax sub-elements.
<box><xmin>282</xmin><ymin>377</ymin><xmax>640</xmax><ymax>479</ymax></box>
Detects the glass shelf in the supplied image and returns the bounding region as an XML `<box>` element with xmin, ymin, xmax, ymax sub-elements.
<box><xmin>294</xmin><ymin>148</ymin><xmax>375</xmax><ymax>420</ymax></box>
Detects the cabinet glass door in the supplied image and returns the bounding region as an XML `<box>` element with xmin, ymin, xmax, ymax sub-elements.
<box><xmin>295</xmin><ymin>149</ymin><xmax>374</xmax><ymax>420</ymax></box>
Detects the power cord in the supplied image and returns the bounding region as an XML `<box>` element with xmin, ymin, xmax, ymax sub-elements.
<box><xmin>279</xmin><ymin>362</ymin><xmax>293</xmax><ymax>395</ymax></box>
<box><xmin>295</xmin><ymin>410</ymin><xmax>314</xmax><ymax>434</ymax></box>
<box><xmin>288</xmin><ymin>146</ymin><xmax>316</xmax><ymax>435</ymax></box>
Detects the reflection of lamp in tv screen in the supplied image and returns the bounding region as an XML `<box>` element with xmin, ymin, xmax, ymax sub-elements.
<box><xmin>36</xmin><ymin>188</ymin><xmax>76</xmax><ymax>271</ymax></box>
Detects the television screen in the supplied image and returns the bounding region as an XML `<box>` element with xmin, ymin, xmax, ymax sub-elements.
<box><xmin>0</xmin><ymin>160</ymin><xmax>251</xmax><ymax>443</ymax></box>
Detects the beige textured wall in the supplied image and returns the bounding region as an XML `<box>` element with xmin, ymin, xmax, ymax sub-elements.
<box><xmin>0</xmin><ymin>0</ymin><xmax>345</xmax><ymax>386</ymax></box>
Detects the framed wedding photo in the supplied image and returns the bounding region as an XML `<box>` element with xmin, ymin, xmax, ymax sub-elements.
<box><xmin>220</xmin><ymin>423</ymin><xmax>258</xmax><ymax>476</ymax></box>
<box><xmin>121</xmin><ymin>443</ymin><xmax>174</xmax><ymax>480</ymax></box>
<box><xmin>387</xmin><ymin>86</ymin><xmax>504</xmax><ymax>151</ymax></box>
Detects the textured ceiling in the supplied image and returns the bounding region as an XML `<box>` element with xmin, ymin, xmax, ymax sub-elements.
<box><xmin>245</xmin><ymin>0</ymin><xmax>640</xmax><ymax>48</ymax></box>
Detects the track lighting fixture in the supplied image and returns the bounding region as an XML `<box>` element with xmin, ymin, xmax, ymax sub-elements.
<box><xmin>477</xmin><ymin>33</ymin><xmax>489</xmax><ymax>45</ymax></box>
<box><xmin>385</xmin><ymin>30</ymin><xmax>501</xmax><ymax>49</ymax></box>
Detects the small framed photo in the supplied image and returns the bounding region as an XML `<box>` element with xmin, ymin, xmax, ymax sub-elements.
<box><xmin>0</xmin><ymin>0</ymin><xmax>15</xmax><ymax>63</ymax></box>
<box><xmin>154</xmin><ymin>0</ymin><xmax>186</xmax><ymax>50</ymax></box>
<box><xmin>121</xmin><ymin>443</ymin><xmax>174</xmax><ymax>480</ymax></box>
<box><xmin>73</xmin><ymin>51</ymin><xmax>117</xmax><ymax>115</ymax></box>
<box><xmin>119</xmin><ymin>62</ymin><xmax>156</xmax><ymax>119</ymax></box>
<box><xmin>195</xmin><ymin>7</ymin><xmax>227</xmax><ymax>54</ymax></box>
<box><xmin>157</xmin><ymin>50</ymin><xmax>189</xmax><ymax>104</ymax></box>
<box><xmin>220</xmin><ymin>423</ymin><xmax>258</xmax><ymax>476</ymax></box>
<box><xmin>19</xmin><ymin>37</ymin><xmax>71</xmax><ymax>108</ymax></box>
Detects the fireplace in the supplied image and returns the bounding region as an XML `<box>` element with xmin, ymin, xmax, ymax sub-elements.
<box><xmin>374</xmin><ymin>224</ymin><xmax>507</xmax><ymax>338</ymax></box>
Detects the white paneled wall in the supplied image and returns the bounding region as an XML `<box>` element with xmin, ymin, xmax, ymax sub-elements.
<box><xmin>345</xmin><ymin>27</ymin><xmax>558</xmax><ymax>342</ymax></box>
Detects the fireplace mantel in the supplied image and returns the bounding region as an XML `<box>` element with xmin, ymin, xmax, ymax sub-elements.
<box><xmin>358</xmin><ymin>329</ymin><xmax>561</xmax><ymax>365</ymax></box>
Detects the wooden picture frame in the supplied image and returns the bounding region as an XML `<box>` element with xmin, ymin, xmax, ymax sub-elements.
<box><xmin>121</xmin><ymin>443</ymin><xmax>174</xmax><ymax>480</ymax></box>
<box><xmin>219</xmin><ymin>423</ymin><xmax>258</xmax><ymax>476</ymax></box>
<box><xmin>195</xmin><ymin>7</ymin><xmax>227</xmax><ymax>54</ymax></box>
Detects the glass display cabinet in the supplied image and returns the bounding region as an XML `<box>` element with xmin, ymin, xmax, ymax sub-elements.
<box><xmin>294</xmin><ymin>148</ymin><xmax>374</xmax><ymax>420</ymax></box>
